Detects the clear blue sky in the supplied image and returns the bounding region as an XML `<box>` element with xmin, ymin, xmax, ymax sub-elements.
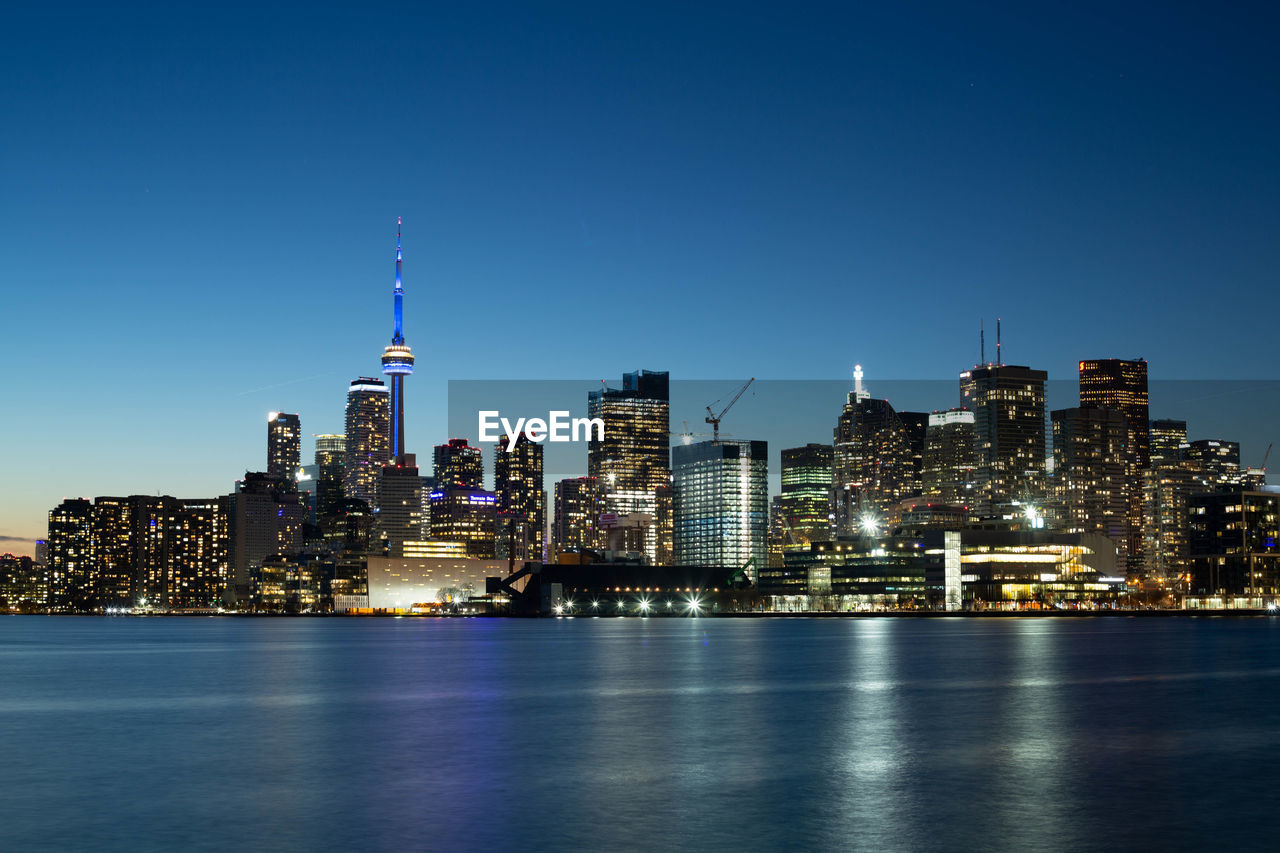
<box><xmin>2</xmin><ymin>1</ymin><xmax>1278</xmax><ymax>553</ymax></box>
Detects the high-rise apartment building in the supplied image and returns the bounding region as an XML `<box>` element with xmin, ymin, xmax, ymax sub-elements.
<box><xmin>672</xmin><ymin>439</ymin><xmax>769</xmax><ymax>579</ymax></box>
<box><xmin>552</xmin><ymin>476</ymin><xmax>603</xmax><ymax>558</ymax></box>
<box><xmin>494</xmin><ymin>434</ymin><xmax>545</xmax><ymax>562</ymax></box>
<box><xmin>959</xmin><ymin>362</ymin><xmax>1048</xmax><ymax>513</ymax></box>
<box><xmin>922</xmin><ymin>409</ymin><xmax>976</xmax><ymax>506</ymax></box>
<box><xmin>1190</xmin><ymin>490</ymin><xmax>1280</xmax><ymax>596</ymax></box>
<box><xmin>434</xmin><ymin>438</ymin><xmax>484</xmax><ymax>490</ymax></box>
<box><xmin>226</xmin><ymin>473</ymin><xmax>305</xmax><ymax>607</ymax></box>
<box><xmin>267</xmin><ymin>412</ymin><xmax>301</xmax><ymax>480</ymax></box>
<box><xmin>833</xmin><ymin>367</ymin><xmax>914</xmax><ymax>530</ymax></box>
<box><xmin>344</xmin><ymin>378</ymin><xmax>390</xmax><ymax>507</ymax></box>
<box><xmin>1052</xmin><ymin>407</ymin><xmax>1131</xmax><ymax>573</ymax></box>
<box><xmin>427</xmin><ymin>487</ymin><xmax>497</xmax><ymax>559</ymax></box>
<box><xmin>47</xmin><ymin>498</ymin><xmax>93</xmax><ymax>611</ymax></box>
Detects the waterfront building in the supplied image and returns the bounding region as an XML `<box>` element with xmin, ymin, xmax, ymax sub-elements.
<box><xmin>552</xmin><ymin>476</ymin><xmax>603</xmax><ymax>558</ymax></box>
<box><xmin>959</xmin><ymin>361</ymin><xmax>1048</xmax><ymax>514</ymax></box>
<box><xmin>1079</xmin><ymin>358</ymin><xmax>1149</xmax><ymax>570</ymax></box>
<box><xmin>267</xmin><ymin>412</ymin><xmax>301</xmax><ymax>481</ymax></box>
<box><xmin>1189</xmin><ymin>490</ymin><xmax>1280</xmax><ymax>596</ymax></box>
<box><xmin>778</xmin><ymin>443</ymin><xmax>834</xmax><ymax>545</ymax></box>
<box><xmin>833</xmin><ymin>366</ymin><xmax>915</xmax><ymax>530</ymax></box>
<box><xmin>494</xmin><ymin>434</ymin><xmax>545</xmax><ymax>562</ymax></box>
<box><xmin>1052</xmin><ymin>406</ymin><xmax>1131</xmax><ymax>573</ymax></box>
<box><xmin>344</xmin><ymin>378</ymin><xmax>390</xmax><ymax>508</ymax></box>
<box><xmin>226</xmin><ymin>473</ymin><xmax>305</xmax><ymax>607</ymax></box>
<box><xmin>428</xmin><ymin>487</ymin><xmax>497</xmax><ymax>559</ymax></box>
<box><xmin>47</xmin><ymin>498</ymin><xmax>93</xmax><ymax>611</ymax></box>
<box><xmin>672</xmin><ymin>439</ymin><xmax>768</xmax><ymax>579</ymax></box>
<box><xmin>1142</xmin><ymin>463</ymin><xmax>1199</xmax><ymax>583</ymax></box>
<box><xmin>922</xmin><ymin>409</ymin><xmax>976</xmax><ymax>506</ymax></box>
<box><xmin>587</xmin><ymin>370</ymin><xmax>671</xmax><ymax>563</ymax></box>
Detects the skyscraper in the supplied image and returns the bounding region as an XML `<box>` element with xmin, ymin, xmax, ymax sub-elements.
<box><xmin>672</xmin><ymin>439</ymin><xmax>769</xmax><ymax>578</ymax></box>
<box><xmin>494</xmin><ymin>434</ymin><xmax>545</xmax><ymax>563</ymax></box>
<box><xmin>267</xmin><ymin>412</ymin><xmax>301</xmax><ymax>480</ymax></box>
<box><xmin>1149</xmin><ymin>419</ymin><xmax>1188</xmax><ymax>466</ymax></box>
<box><xmin>778</xmin><ymin>443</ymin><xmax>834</xmax><ymax>546</ymax></box>
<box><xmin>314</xmin><ymin>434</ymin><xmax>347</xmax><ymax>518</ymax></box>
<box><xmin>959</xmin><ymin>361</ymin><xmax>1048</xmax><ymax>514</ymax></box>
<box><xmin>1052</xmin><ymin>407</ymin><xmax>1131</xmax><ymax>573</ymax></box>
<box><xmin>922</xmin><ymin>409</ymin><xmax>976</xmax><ymax>506</ymax></box>
<box><xmin>552</xmin><ymin>476</ymin><xmax>603</xmax><ymax>558</ymax></box>
<box><xmin>434</xmin><ymin>439</ymin><xmax>484</xmax><ymax>489</ymax></box>
<box><xmin>380</xmin><ymin>217</ymin><xmax>415</xmax><ymax>465</ymax></box>
<box><xmin>344</xmin><ymin>377</ymin><xmax>390</xmax><ymax>507</ymax></box>
<box><xmin>226</xmin><ymin>473</ymin><xmax>305</xmax><ymax>608</ymax></box>
<box><xmin>47</xmin><ymin>498</ymin><xmax>92</xmax><ymax>611</ymax></box>
<box><xmin>587</xmin><ymin>370</ymin><xmax>671</xmax><ymax>563</ymax></box>
<box><xmin>832</xmin><ymin>366</ymin><xmax>913</xmax><ymax>530</ymax></box>
<box><xmin>1183</xmin><ymin>439</ymin><xmax>1243</xmax><ymax>490</ymax></box>
<box><xmin>1079</xmin><ymin>358</ymin><xmax>1149</xmax><ymax>567</ymax></box>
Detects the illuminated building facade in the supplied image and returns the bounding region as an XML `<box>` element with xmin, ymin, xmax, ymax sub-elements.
<box><xmin>434</xmin><ymin>438</ymin><xmax>484</xmax><ymax>490</ymax></box>
<box><xmin>267</xmin><ymin>412</ymin><xmax>301</xmax><ymax>480</ymax></box>
<box><xmin>226</xmin><ymin>473</ymin><xmax>305</xmax><ymax>607</ymax></box>
<box><xmin>314</xmin><ymin>434</ymin><xmax>347</xmax><ymax>518</ymax></box>
<box><xmin>494</xmin><ymin>434</ymin><xmax>545</xmax><ymax>562</ymax></box>
<box><xmin>922</xmin><ymin>409</ymin><xmax>976</xmax><ymax>506</ymax></box>
<box><xmin>1142</xmin><ymin>463</ymin><xmax>1198</xmax><ymax>582</ymax></box>
<box><xmin>900</xmin><ymin>411</ymin><xmax>928</xmax><ymax>497</ymax></box>
<box><xmin>552</xmin><ymin>476</ymin><xmax>603</xmax><ymax>558</ymax></box>
<box><xmin>672</xmin><ymin>439</ymin><xmax>768</xmax><ymax>578</ymax></box>
<box><xmin>1149</xmin><ymin>419</ymin><xmax>1187</xmax><ymax>466</ymax></box>
<box><xmin>344</xmin><ymin>378</ymin><xmax>390</xmax><ymax>508</ymax></box>
<box><xmin>764</xmin><ymin>529</ymin><xmax>1120</xmax><ymax>606</ymax></box>
<box><xmin>833</xmin><ymin>367</ymin><xmax>914</xmax><ymax>530</ymax></box>
<box><xmin>1190</xmin><ymin>490</ymin><xmax>1280</xmax><ymax>596</ymax></box>
<box><xmin>47</xmin><ymin>498</ymin><xmax>93</xmax><ymax>611</ymax></box>
<box><xmin>428</xmin><ymin>487</ymin><xmax>497</xmax><ymax>559</ymax></box>
<box><xmin>587</xmin><ymin>370</ymin><xmax>671</xmax><ymax>563</ymax></box>
<box><xmin>778</xmin><ymin>443</ymin><xmax>833</xmax><ymax>546</ymax></box>
<box><xmin>959</xmin><ymin>362</ymin><xmax>1048</xmax><ymax>514</ymax></box>
<box><xmin>1079</xmin><ymin>358</ymin><xmax>1148</xmax><ymax>569</ymax></box>
<box><xmin>1183</xmin><ymin>439</ymin><xmax>1243</xmax><ymax>490</ymax></box>
<box><xmin>378</xmin><ymin>465</ymin><xmax>424</xmax><ymax>558</ymax></box>
<box><xmin>1052</xmin><ymin>406</ymin><xmax>1131</xmax><ymax>573</ymax></box>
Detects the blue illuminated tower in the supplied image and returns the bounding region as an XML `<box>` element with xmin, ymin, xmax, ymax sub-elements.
<box><xmin>380</xmin><ymin>217</ymin><xmax>415</xmax><ymax>465</ymax></box>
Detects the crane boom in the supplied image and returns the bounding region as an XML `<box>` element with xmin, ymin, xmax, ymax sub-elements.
<box><xmin>705</xmin><ymin>377</ymin><xmax>755</xmax><ymax>443</ymax></box>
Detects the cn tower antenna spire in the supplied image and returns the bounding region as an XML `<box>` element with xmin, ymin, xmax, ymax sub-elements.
<box><xmin>393</xmin><ymin>216</ymin><xmax>404</xmax><ymax>345</ymax></box>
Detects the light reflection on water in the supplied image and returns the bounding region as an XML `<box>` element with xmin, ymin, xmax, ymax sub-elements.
<box><xmin>1</xmin><ymin>616</ymin><xmax>1279</xmax><ymax>852</ymax></box>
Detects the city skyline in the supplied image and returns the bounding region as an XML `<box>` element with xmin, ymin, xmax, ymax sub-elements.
<box><xmin>4</xmin><ymin>2</ymin><xmax>1280</xmax><ymax>555</ymax></box>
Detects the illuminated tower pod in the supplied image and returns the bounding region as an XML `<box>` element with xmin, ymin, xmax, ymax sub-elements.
<box><xmin>381</xmin><ymin>217</ymin><xmax>415</xmax><ymax>466</ymax></box>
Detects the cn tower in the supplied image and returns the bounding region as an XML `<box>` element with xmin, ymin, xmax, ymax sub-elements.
<box><xmin>380</xmin><ymin>217</ymin><xmax>414</xmax><ymax>465</ymax></box>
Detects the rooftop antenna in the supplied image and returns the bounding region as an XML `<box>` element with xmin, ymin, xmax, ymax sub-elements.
<box><xmin>996</xmin><ymin>317</ymin><xmax>1002</xmax><ymax>366</ymax></box>
<box><xmin>980</xmin><ymin>320</ymin><xmax>985</xmax><ymax>365</ymax></box>
<box><xmin>853</xmin><ymin>364</ymin><xmax>868</xmax><ymax>401</ymax></box>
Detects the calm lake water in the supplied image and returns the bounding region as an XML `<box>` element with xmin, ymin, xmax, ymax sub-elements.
<box><xmin>2</xmin><ymin>615</ymin><xmax>1279</xmax><ymax>852</ymax></box>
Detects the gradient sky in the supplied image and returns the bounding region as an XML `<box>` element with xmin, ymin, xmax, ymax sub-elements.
<box><xmin>2</xmin><ymin>1</ymin><xmax>1278</xmax><ymax>553</ymax></box>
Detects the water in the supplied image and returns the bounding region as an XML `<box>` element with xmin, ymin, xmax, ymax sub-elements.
<box><xmin>2</xmin><ymin>615</ymin><xmax>1279</xmax><ymax>852</ymax></box>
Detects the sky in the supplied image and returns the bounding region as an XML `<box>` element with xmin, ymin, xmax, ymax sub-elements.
<box><xmin>2</xmin><ymin>1</ymin><xmax>1278</xmax><ymax>554</ymax></box>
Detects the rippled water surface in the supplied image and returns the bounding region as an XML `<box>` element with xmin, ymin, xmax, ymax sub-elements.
<box><xmin>2</xmin><ymin>615</ymin><xmax>1279</xmax><ymax>851</ymax></box>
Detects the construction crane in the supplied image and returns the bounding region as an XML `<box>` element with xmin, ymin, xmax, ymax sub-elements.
<box><xmin>705</xmin><ymin>378</ymin><xmax>755</xmax><ymax>444</ymax></box>
<box><xmin>669</xmin><ymin>419</ymin><xmax>719</xmax><ymax>445</ymax></box>
<box><xmin>1263</xmin><ymin>443</ymin><xmax>1273</xmax><ymax>473</ymax></box>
